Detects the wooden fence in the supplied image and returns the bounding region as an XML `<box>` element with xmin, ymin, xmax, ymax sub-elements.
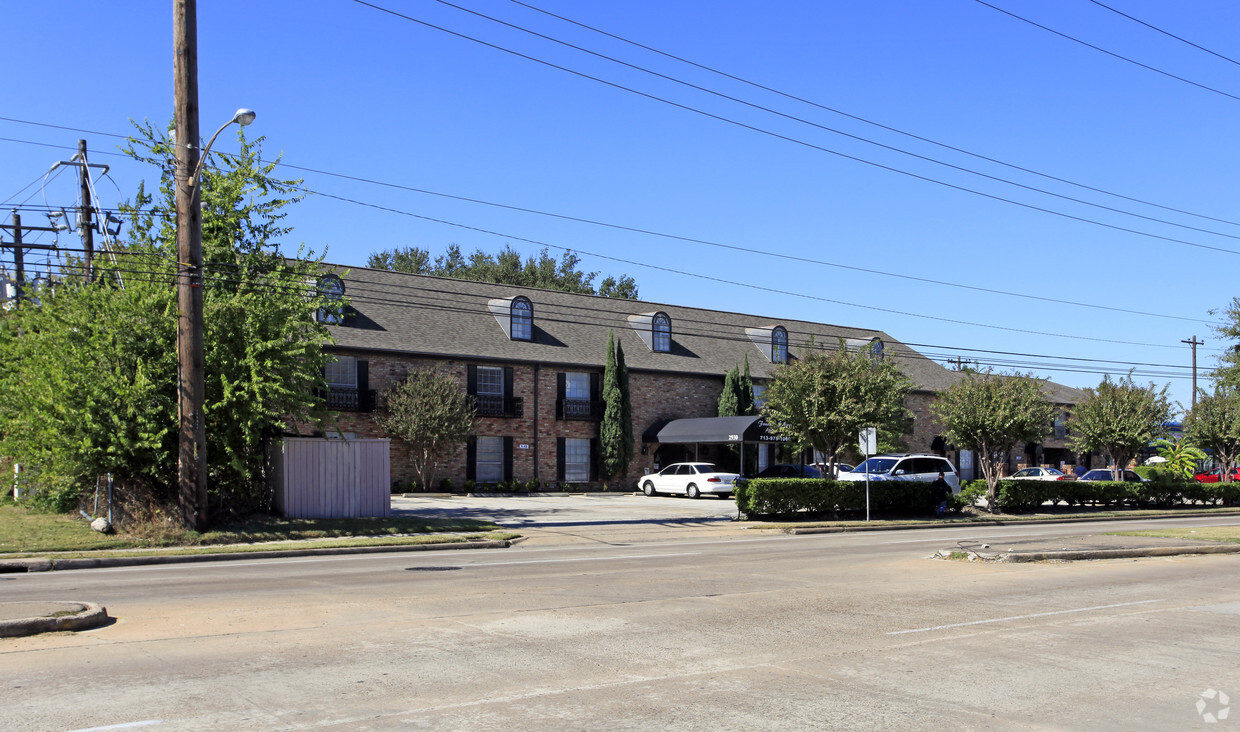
<box><xmin>269</xmin><ymin>437</ymin><xmax>391</xmax><ymax>518</ymax></box>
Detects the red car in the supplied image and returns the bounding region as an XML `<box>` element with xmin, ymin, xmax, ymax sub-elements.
<box><xmin>1193</xmin><ymin>467</ymin><xmax>1240</xmax><ymax>483</ymax></box>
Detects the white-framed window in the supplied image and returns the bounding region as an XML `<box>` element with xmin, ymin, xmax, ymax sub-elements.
<box><xmin>476</xmin><ymin>366</ymin><xmax>504</xmax><ymax>396</ymax></box>
<box><xmin>870</xmin><ymin>337</ymin><xmax>885</xmax><ymax>362</ymax></box>
<box><xmin>772</xmin><ymin>326</ymin><xmax>788</xmax><ymax>364</ymax></box>
<box><xmin>316</xmin><ymin>274</ymin><xmax>345</xmax><ymax>324</ymax></box>
<box><xmin>476</xmin><ymin>436</ymin><xmax>504</xmax><ymax>483</ymax></box>
<box><xmin>511</xmin><ymin>297</ymin><xmax>533</xmax><ymax>341</ymax></box>
<box><xmin>324</xmin><ymin>355</ymin><xmax>357</xmax><ymax>387</ymax></box>
<box><xmin>752</xmin><ymin>384</ymin><xmax>767</xmax><ymax>410</ymax></box>
<box><xmin>564</xmin><ymin>437</ymin><xmax>590</xmax><ymax>482</ymax></box>
<box><xmin>565</xmin><ymin>372</ymin><xmax>590</xmax><ymax>400</ymax></box>
<box><xmin>652</xmin><ymin>312</ymin><xmax>671</xmax><ymax>353</ymax></box>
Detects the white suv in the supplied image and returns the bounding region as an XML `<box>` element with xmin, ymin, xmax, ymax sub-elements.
<box><xmin>836</xmin><ymin>454</ymin><xmax>961</xmax><ymax>492</ymax></box>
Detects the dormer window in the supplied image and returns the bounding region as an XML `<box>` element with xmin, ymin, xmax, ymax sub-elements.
<box><xmin>511</xmin><ymin>297</ymin><xmax>532</xmax><ymax>341</ymax></box>
<box><xmin>316</xmin><ymin>274</ymin><xmax>345</xmax><ymax>324</ymax></box>
<box><xmin>772</xmin><ymin>326</ymin><xmax>788</xmax><ymax>364</ymax></box>
<box><xmin>652</xmin><ymin>312</ymin><xmax>671</xmax><ymax>353</ymax></box>
<box><xmin>870</xmin><ymin>337</ymin><xmax>885</xmax><ymax>362</ymax></box>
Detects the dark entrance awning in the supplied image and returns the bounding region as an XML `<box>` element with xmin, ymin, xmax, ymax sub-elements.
<box><xmin>642</xmin><ymin>415</ymin><xmax>789</xmax><ymax>444</ymax></box>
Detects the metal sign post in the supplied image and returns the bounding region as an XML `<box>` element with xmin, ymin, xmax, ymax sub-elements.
<box><xmin>859</xmin><ymin>427</ymin><xmax>876</xmax><ymax>522</ymax></box>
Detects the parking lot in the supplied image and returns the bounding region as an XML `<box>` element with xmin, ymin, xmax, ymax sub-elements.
<box><xmin>391</xmin><ymin>491</ymin><xmax>738</xmax><ymax>527</ymax></box>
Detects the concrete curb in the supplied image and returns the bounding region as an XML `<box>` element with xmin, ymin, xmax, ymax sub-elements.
<box><xmin>0</xmin><ymin>602</ymin><xmax>109</xmax><ymax>638</ymax></box>
<box><xmin>1002</xmin><ymin>544</ymin><xmax>1240</xmax><ymax>563</ymax></box>
<box><xmin>783</xmin><ymin>509</ymin><xmax>1240</xmax><ymax>535</ymax></box>
<box><xmin>0</xmin><ymin>539</ymin><xmax>511</xmax><ymax>572</ymax></box>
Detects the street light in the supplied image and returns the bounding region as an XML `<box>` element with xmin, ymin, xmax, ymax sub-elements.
<box><xmin>174</xmin><ymin>106</ymin><xmax>255</xmax><ymax>530</ymax></box>
<box><xmin>190</xmin><ymin>109</ymin><xmax>256</xmax><ymax>184</ymax></box>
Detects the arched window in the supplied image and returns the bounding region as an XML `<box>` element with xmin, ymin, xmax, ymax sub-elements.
<box><xmin>511</xmin><ymin>296</ymin><xmax>533</xmax><ymax>341</ymax></box>
<box><xmin>316</xmin><ymin>274</ymin><xmax>345</xmax><ymax>324</ymax></box>
<box><xmin>771</xmin><ymin>326</ymin><xmax>788</xmax><ymax>364</ymax></box>
<box><xmin>870</xmin><ymin>337</ymin><xmax>885</xmax><ymax>362</ymax></box>
<box><xmin>652</xmin><ymin>312</ymin><xmax>671</xmax><ymax>353</ymax></box>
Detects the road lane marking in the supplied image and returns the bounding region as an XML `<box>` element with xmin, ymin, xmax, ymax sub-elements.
<box><xmin>888</xmin><ymin>599</ymin><xmax>1165</xmax><ymax>635</ymax></box>
<box><xmin>67</xmin><ymin>721</ymin><xmax>162</xmax><ymax>732</ymax></box>
<box><xmin>463</xmin><ymin>552</ymin><xmax>700</xmax><ymax>567</ymax></box>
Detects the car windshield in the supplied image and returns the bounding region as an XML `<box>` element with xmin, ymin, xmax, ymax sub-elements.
<box><xmin>854</xmin><ymin>458</ymin><xmax>899</xmax><ymax>474</ymax></box>
<box><xmin>1082</xmin><ymin>470</ymin><xmax>1111</xmax><ymax>480</ymax></box>
<box><xmin>689</xmin><ymin>464</ymin><xmax>715</xmax><ymax>474</ymax></box>
<box><xmin>1046</xmin><ymin>468</ymin><xmax>1064</xmax><ymax>476</ymax></box>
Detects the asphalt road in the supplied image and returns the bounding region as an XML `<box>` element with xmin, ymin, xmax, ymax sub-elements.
<box><xmin>3</xmin><ymin>514</ymin><xmax>1239</xmax><ymax>731</ymax></box>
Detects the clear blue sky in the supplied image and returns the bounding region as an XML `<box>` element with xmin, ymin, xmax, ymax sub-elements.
<box><xmin>4</xmin><ymin>0</ymin><xmax>1238</xmax><ymax>414</ymax></box>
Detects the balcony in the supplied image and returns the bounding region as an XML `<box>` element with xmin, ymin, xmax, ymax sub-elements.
<box><xmin>558</xmin><ymin>398</ymin><xmax>602</xmax><ymax>420</ymax></box>
<box><xmin>320</xmin><ymin>386</ymin><xmax>376</xmax><ymax>412</ymax></box>
<box><xmin>475</xmin><ymin>394</ymin><xmax>524</xmax><ymax>418</ymax></box>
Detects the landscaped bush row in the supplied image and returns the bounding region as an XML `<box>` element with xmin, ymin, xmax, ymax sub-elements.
<box><xmin>989</xmin><ymin>474</ymin><xmax>1240</xmax><ymax>512</ymax></box>
<box><xmin>735</xmin><ymin>478</ymin><xmax>961</xmax><ymax>518</ymax></box>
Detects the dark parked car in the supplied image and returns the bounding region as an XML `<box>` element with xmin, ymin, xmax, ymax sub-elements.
<box><xmin>1079</xmin><ymin>469</ymin><xmax>1146</xmax><ymax>482</ymax></box>
<box><xmin>756</xmin><ymin>464</ymin><xmax>823</xmax><ymax>479</ymax></box>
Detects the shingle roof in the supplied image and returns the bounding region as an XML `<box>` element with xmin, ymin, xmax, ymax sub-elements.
<box><xmin>326</xmin><ymin>265</ymin><xmax>973</xmax><ymax>393</ymax></box>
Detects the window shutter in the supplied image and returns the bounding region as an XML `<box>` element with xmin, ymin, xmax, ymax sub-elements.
<box><xmin>503</xmin><ymin>437</ymin><xmax>514</xmax><ymax>482</ymax></box>
<box><xmin>357</xmin><ymin>360</ymin><xmax>369</xmax><ymax>409</ymax></box>
<box><xmin>466</xmin><ymin>364</ymin><xmax>477</xmax><ymax>395</ymax></box>
<box><xmin>589</xmin><ymin>373</ymin><xmax>601</xmax><ymax>403</ymax></box>
<box><xmin>503</xmin><ymin>367</ymin><xmax>514</xmax><ymax>398</ymax></box>
<box><xmin>556</xmin><ymin>437</ymin><xmax>565</xmax><ymax>481</ymax></box>
<box><xmin>589</xmin><ymin>438</ymin><xmax>600</xmax><ymax>481</ymax></box>
<box><xmin>466</xmin><ymin>436</ymin><xmax>477</xmax><ymax>481</ymax></box>
<box><xmin>556</xmin><ymin>372</ymin><xmax>566</xmax><ymax>420</ymax></box>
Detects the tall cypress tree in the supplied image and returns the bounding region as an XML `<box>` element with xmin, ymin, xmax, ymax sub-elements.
<box><xmin>740</xmin><ymin>354</ymin><xmax>755</xmax><ymax>416</ymax></box>
<box><xmin>718</xmin><ymin>365</ymin><xmax>741</xmax><ymax>417</ymax></box>
<box><xmin>615</xmin><ymin>338</ymin><xmax>634</xmax><ymax>476</ymax></box>
<box><xmin>600</xmin><ymin>331</ymin><xmax>626</xmax><ymax>480</ymax></box>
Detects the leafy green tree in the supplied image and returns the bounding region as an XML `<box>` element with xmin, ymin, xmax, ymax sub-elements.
<box><xmin>1069</xmin><ymin>373</ymin><xmax>1173</xmax><ymax>479</ymax></box>
<box><xmin>0</xmin><ymin>123</ymin><xmax>336</xmax><ymax>522</ymax></box>
<box><xmin>739</xmin><ymin>355</ymin><xmax>755</xmax><ymax>416</ymax></box>
<box><xmin>1183</xmin><ymin>384</ymin><xmax>1240</xmax><ymax>482</ymax></box>
<box><xmin>1150</xmin><ymin>438</ymin><xmax>1206</xmax><ymax>480</ymax></box>
<box><xmin>375</xmin><ymin>369</ymin><xmax>475</xmax><ymax>491</ymax></box>
<box><xmin>932</xmin><ymin>371</ymin><xmax>1057</xmax><ymax>513</ymax></box>
<box><xmin>599</xmin><ymin>331</ymin><xmax>633</xmax><ymax>480</ymax></box>
<box><xmin>368</xmin><ymin>244</ymin><xmax>638</xmax><ymax>298</ymax></box>
<box><xmin>761</xmin><ymin>342</ymin><xmax>912</xmax><ymax>474</ymax></box>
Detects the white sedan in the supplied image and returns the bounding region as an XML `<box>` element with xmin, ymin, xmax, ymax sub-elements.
<box><xmin>640</xmin><ymin>462</ymin><xmax>738</xmax><ymax>499</ymax></box>
<box><xmin>1008</xmin><ymin>467</ymin><xmax>1070</xmax><ymax>481</ymax></box>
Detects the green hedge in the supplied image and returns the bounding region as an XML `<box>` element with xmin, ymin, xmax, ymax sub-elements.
<box><xmin>735</xmin><ymin>478</ymin><xmax>947</xmax><ymax>518</ymax></box>
<box><xmin>737</xmin><ymin>475</ymin><xmax>1240</xmax><ymax>517</ymax></box>
<box><xmin>979</xmin><ymin>474</ymin><xmax>1240</xmax><ymax>513</ymax></box>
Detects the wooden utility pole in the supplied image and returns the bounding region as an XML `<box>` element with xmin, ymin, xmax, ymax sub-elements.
<box><xmin>77</xmin><ymin>140</ymin><xmax>95</xmax><ymax>281</ymax></box>
<box><xmin>1</xmin><ymin>212</ymin><xmax>60</xmax><ymax>305</ymax></box>
<box><xmin>174</xmin><ymin>0</ymin><xmax>208</xmax><ymax>530</ymax></box>
<box><xmin>1183</xmin><ymin>336</ymin><xmax>1203</xmax><ymax>411</ymax></box>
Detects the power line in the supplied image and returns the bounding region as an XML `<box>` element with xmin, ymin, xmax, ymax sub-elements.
<box><xmin>1084</xmin><ymin>0</ymin><xmax>1240</xmax><ymax>68</ymax></box>
<box><xmin>0</xmin><ymin>125</ymin><xmax>1229</xmax><ymax>326</ymax></box>
<box><xmin>508</xmin><ymin>0</ymin><xmax>1240</xmax><ymax>229</ymax></box>
<box><xmin>348</xmin><ymin>0</ymin><xmax>1240</xmax><ymax>258</ymax></box>
<box><xmin>974</xmin><ymin>0</ymin><xmax>1240</xmax><ymax>102</ymax></box>
<box><xmin>421</xmin><ymin>0</ymin><xmax>1240</xmax><ymax>246</ymax></box>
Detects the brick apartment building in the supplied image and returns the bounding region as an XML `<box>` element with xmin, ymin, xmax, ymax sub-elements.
<box><xmin>300</xmin><ymin>266</ymin><xmax>1086</xmax><ymax>487</ymax></box>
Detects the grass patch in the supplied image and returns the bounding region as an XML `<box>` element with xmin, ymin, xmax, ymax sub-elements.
<box><xmin>1108</xmin><ymin>526</ymin><xmax>1240</xmax><ymax>544</ymax></box>
<box><xmin>0</xmin><ymin>499</ymin><xmax>508</xmax><ymax>556</ymax></box>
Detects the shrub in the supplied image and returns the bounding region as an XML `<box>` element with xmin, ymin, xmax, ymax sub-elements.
<box><xmin>737</xmin><ymin>478</ymin><xmax>942</xmax><ymax>518</ymax></box>
<box><xmin>526</xmin><ymin>479</ymin><xmax>540</xmax><ymax>493</ymax></box>
<box><xmin>439</xmin><ymin>477</ymin><xmax>455</xmax><ymax>492</ymax></box>
<box><xmin>463</xmin><ymin>479</ymin><xmax>476</xmax><ymax>493</ymax></box>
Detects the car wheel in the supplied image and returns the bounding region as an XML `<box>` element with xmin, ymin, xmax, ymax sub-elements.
<box><xmin>687</xmin><ymin>484</ymin><xmax>700</xmax><ymax>499</ymax></box>
<box><xmin>642</xmin><ymin>481</ymin><xmax>656</xmax><ymax>497</ymax></box>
